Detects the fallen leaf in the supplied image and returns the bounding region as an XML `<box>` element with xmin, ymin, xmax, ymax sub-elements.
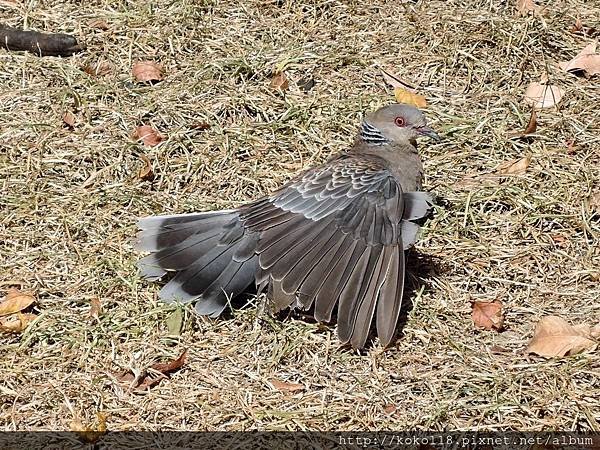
<box><xmin>270</xmin><ymin>378</ymin><xmax>305</xmax><ymax>392</ymax></box>
<box><xmin>516</xmin><ymin>0</ymin><xmax>543</xmax><ymax>16</ymax></box>
<box><xmin>472</xmin><ymin>300</ymin><xmax>504</xmax><ymax>331</ymax></box>
<box><xmin>118</xmin><ymin>350</ymin><xmax>188</xmax><ymax>392</ymax></box>
<box><xmin>0</xmin><ymin>288</ymin><xmax>35</xmax><ymax>316</ymax></box>
<box><xmin>559</xmin><ymin>42</ymin><xmax>600</xmax><ymax>76</ymax></box>
<box><xmin>550</xmin><ymin>233</ymin><xmax>569</xmax><ymax>248</ymax></box>
<box><xmin>524</xmin><ymin>81</ymin><xmax>564</xmax><ymax>109</ymax></box>
<box><xmin>83</xmin><ymin>61</ymin><xmax>112</xmax><ymax>77</ymax></box>
<box><xmin>132</xmin><ymin>61</ymin><xmax>163</xmax><ymax>83</ymax></box>
<box><xmin>508</xmin><ymin>109</ymin><xmax>537</xmax><ymax>138</ymax></box>
<box><xmin>166</xmin><ymin>308</ymin><xmax>183</xmax><ymax>335</ymax></box>
<box><xmin>394</xmin><ymin>87</ymin><xmax>427</xmax><ymax>108</ymax></box>
<box><xmin>383</xmin><ymin>404</ymin><xmax>397</xmax><ymax>414</ymax></box>
<box><xmin>380</xmin><ymin>70</ymin><xmax>427</xmax><ymax>107</ymax></box>
<box><xmin>138</xmin><ymin>153</ymin><xmax>155</xmax><ymax>181</ymax></box>
<box><xmin>133</xmin><ymin>125</ymin><xmax>164</xmax><ymax>147</ymax></box>
<box><xmin>526</xmin><ymin>316</ymin><xmax>597</xmax><ymax>357</ymax></box>
<box><xmin>149</xmin><ymin>349</ymin><xmax>187</xmax><ymax>374</ymax></box>
<box><xmin>62</xmin><ymin>111</ymin><xmax>76</xmax><ymax>128</ymax></box>
<box><xmin>90</xmin><ymin>297</ymin><xmax>101</xmax><ymax>320</ymax></box>
<box><xmin>495</xmin><ymin>156</ymin><xmax>531</xmax><ymax>176</ymax></box>
<box><xmin>190</xmin><ymin>121</ymin><xmax>210</xmax><ymax>131</ymax></box>
<box><xmin>592</xmin><ymin>324</ymin><xmax>600</xmax><ymax>339</ymax></box>
<box><xmin>88</xmin><ymin>19</ymin><xmax>109</xmax><ymax>30</ymax></box>
<box><xmin>0</xmin><ymin>313</ymin><xmax>37</xmax><ymax>333</ymax></box>
<box><xmin>570</xmin><ymin>18</ymin><xmax>584</xmax><ymax>33</ymax></box>
<box><xmin>270</xmin><ymin>71</ymin><xmax>289</xmax><ymax>91</ymax></box>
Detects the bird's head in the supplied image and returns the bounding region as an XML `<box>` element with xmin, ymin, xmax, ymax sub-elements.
<box><xmin>359</xmin><ymin>104</ymin><xmax>440</xmax><ymax>146</ymax></box>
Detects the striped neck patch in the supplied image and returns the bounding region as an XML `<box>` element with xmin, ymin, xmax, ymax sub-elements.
<box><xmin>359</xmin><ymin>121</ymin><xmax>390</xmax><ymax>146</ymax></box>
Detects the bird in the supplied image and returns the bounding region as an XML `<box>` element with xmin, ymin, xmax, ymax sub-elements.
<box><xmin>135</xmin><ymin>103</ymin><xmax>438</xmax><ymax>349</ymax></box>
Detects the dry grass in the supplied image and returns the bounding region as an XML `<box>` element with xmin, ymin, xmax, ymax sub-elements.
<box><xmin>1</xmin><ymin>0</ymin><xmax>599</xmax><ymax>431</ymax></box>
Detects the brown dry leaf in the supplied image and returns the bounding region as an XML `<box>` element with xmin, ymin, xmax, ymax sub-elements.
<box><xmin>524</xmin><ymin>82</ymin><xmax>564</xmax><ymax>109</ymax></box>
<box><xmin>270</xmin><ymin>378</ymin><xmax>305</xmax><ymax>392</ymax></box>
<box><xmin>508</xmin><ymin>109</ymin><xmax>537</xmax><ymax>138</ymax></box>
<box><xmin>138</xmin><ymin>153</ymin><xmax>155</xmax><ymax>181</ymax></box>
<box><xmin>83</xmin><ymin>61</ymin><xmax>112</xmax><ymax>77</ymax></box>
<box><xmin>383</xmin><ymin>404</ymin><xmax>397</xmax><ymax>414</ymax></box>
<box><xmin>62</xmin><ymin>111</ymin><xmax>76</xmax><ymax>128</ymax></box>
<box><xmin>0</xmin><ymin>288</ymin><xmax>35</xmax><ymax>316</ymax></box>
<box><xmin>133</xmin><ymin>125</ymin><xmax>164</xmax><ymax>147</ymax></box>
<box><xmin>559</xmin><ymin>42</ymin><xmax>600</xmax><ymax>76</ymax></box>
<box><xmin>516</xmin><ymin>0</ymin><xmax>543</xmax><ymax>16</ymax></box>
<box><xmin>132</xmin><ymin>61</ymin><xmax>163</xmax><ymax>83</ymax></box>
<box><xmin>591</xmin><ymin>324</ymin><xmax>600</xmax><ymax>339</ymax></box>
<box><xmin>150</xmin><ymin>349</ymin><xmax>187</xmax><ymax>374</ymax></box>
<box><xmin>571</xmin><ymin>18</ymin><xmax>584</xmax><ymax>33</ymax></box>
<box><xmin>90</xmin><ymin>297</ymin><xmax>102</xmax><ymax>320</ymax></box>
<box><xmin>0</xmin><ymin>313</ymin><xmax>37</xmax><ymax>333</ymax></box>
<box><xmin>526</xmin><ymin>316</ymin><xmax>598</xmax><ymax>357</ymax></box>
<box><xmin>472</xmin><ymin>300</ymin><xmax>504</xmax><ymax>331</ymax></box>
<box><xmin>118</xmin><ymin>350</ymin><xmax>187</xmax><ymax>392</ymax></box>
<box><xmin>88</xmin><ymin>19</ymin><xmax>109</xmax><ymax>30</ymax></box>
<box><xmin>381</xmin><ymin>70</ymin><xmax>427</xmax><ymax>107</ymax></box>
<box><xmin>394</xmin><ymin>87</ymin><xmax>427</xmax><ymax>108</ymax></box>
<box><xmin>270</xmin><ymin>71</ymin><xmax>289</xmax><ymax>91</ymax></box>
<box><xmin>496</xmin><ymin>156</ymin><xmax>531</xmax><ymax>176</ymax></box>
<box><xmin>190</xmin><ymin>122</ymin><xmax>210</xmax><ymax>131</ymax></box>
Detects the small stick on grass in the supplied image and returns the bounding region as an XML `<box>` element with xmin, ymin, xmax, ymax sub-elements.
<box><xmin>0</xmin><ymin>24</ymin><xmax>85</xmax><ymax>56</ymax></box>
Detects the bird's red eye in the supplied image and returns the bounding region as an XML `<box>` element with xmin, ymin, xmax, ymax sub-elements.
<box><xmin>394</xmin><ymin>116</ymin><xmax>405</xmax><ymax>127</ymax></box>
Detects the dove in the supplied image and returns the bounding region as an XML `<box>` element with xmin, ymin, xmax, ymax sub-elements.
<box><xmin>136</xmin><ymin>104</ymin><xmax>438</xmax><ymax>348</ymax></box>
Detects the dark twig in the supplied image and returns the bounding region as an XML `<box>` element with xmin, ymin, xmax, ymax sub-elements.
<box><xmin>0</xmin><ymin>24</ymin><xmax>85</xmax><ymax>56</ymax></box>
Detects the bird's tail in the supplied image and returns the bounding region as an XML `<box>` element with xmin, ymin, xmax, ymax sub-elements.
<box><xmin>135</xmin><ymin>210</ymin><xmax>259</xmax><ymax>317</ymax></box>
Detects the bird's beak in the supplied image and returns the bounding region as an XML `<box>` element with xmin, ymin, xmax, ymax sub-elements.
<box><xmin>417</xmin><ymin>126</ymin><xmax>441</xmax><ymax>141</ymax></box>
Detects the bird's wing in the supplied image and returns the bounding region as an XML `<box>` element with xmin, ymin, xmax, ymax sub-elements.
<box><xmin>239</xmin><ymin>155</ymin><xmax>431</xmax><ymax>348</ymax></box>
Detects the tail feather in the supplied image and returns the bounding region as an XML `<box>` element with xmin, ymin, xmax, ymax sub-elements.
<box><xmin>137</xmin><ymin>211</ymin><xmax>258</xmax><ymax>312</ymax></box>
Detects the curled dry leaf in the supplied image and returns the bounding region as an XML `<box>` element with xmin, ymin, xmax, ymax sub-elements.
<box><xmin>270</xmin><ymin>378</ymin><xmax>305</xmax><ymax>392</ymax></box>
<box><xmin>381</xmin><ymin>69</ymin><xmax>427</xmax><ymax>107</ymax></box>
<box><xmin>394</xmin><ymin>88</ymin><xmax>427</xmax><ymax>108</ymax></box>
<box><xmin>516</xmin><ymin>0</ymin><xmax>544</xmax><ymax>16</ymax></box>
<box><xmin>62</xmin><ymin>111</ymin><xmax>76</xmax><ymax>128</ymax></box>
<box><xmin>0</xmin><ymin>288</ymin><xmax>35</xmax><ymax>316</ymax></box>
<box><xmin>526</xmin><ymin>316</ymin><xmax>597</xmax><ymax>358</ymax></box>
<box><xmin>508</xmin><ymin>109</ymin><xmax>537</xmax><ymax>138</ymax></box>
<box><xmin>118</xmin><ymin>350</ymin><xmax>188</xmax><ymax>392</ymax></box>
<box><xmin>496</xmin><ymin>156</ymin><xmax>531</xmax><ymax>176</ymax></box>
<box><xmin>524</xmin><ymin>82</ymin><xmax>564</xmax><ymax>109</ymax></box>
<box><xmin>133</xmin><ymin>125</ymin><xmax>164</xmax><ymax>147</ymax></box>
<box><xmin>559</xmin><ymin>42</ymin><xmax>600</xmax><ymax>77</ymax></box>
<box><xmin>0</xmin><ymin>313</ymin><xmax>37</xmax><ymax>333</ymax></box>
<box><xmin>472</xmin><ymin>300</ymin><xmax>504</xmax><ymax>331</ymax></box>
<box><xmin>270</xmin><ymin>71</ymin><xmax>289</xmax><ymax>91</ymax></box>
<box><xmin>138</xmin><ymin>153</ymin><xmax>155</xmax><ymax>181</ymax></box>
<box><xmin>83</xmin><ymin>60</ymin><xmax>112</xmax><ymax>77</ymax></box>
<box><xmin>88</xmin><ymin>19</ymin><xmax>109</xmax><ymax>30</ymax></box>
<box><xmin>132</xmin><ymin>61</ymin><xmax>163</xmax><ymax>83</ymax></box>
<box><xmin>90</xmin><ymin>297</ymin><xmax>102</xmax><ymax>320</ymax></box>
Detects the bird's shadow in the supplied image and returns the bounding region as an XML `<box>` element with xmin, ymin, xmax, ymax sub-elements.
<box><xmin>223</xmin><ymin>249</ymin><xmax>446</xmax><ymax>353</ymax></box>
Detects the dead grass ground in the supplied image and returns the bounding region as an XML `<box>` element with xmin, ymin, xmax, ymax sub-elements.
<box><xmin>1</xmin><ymin>0</ymin><xmax>599</xmax><ymax>432</ymax></box>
